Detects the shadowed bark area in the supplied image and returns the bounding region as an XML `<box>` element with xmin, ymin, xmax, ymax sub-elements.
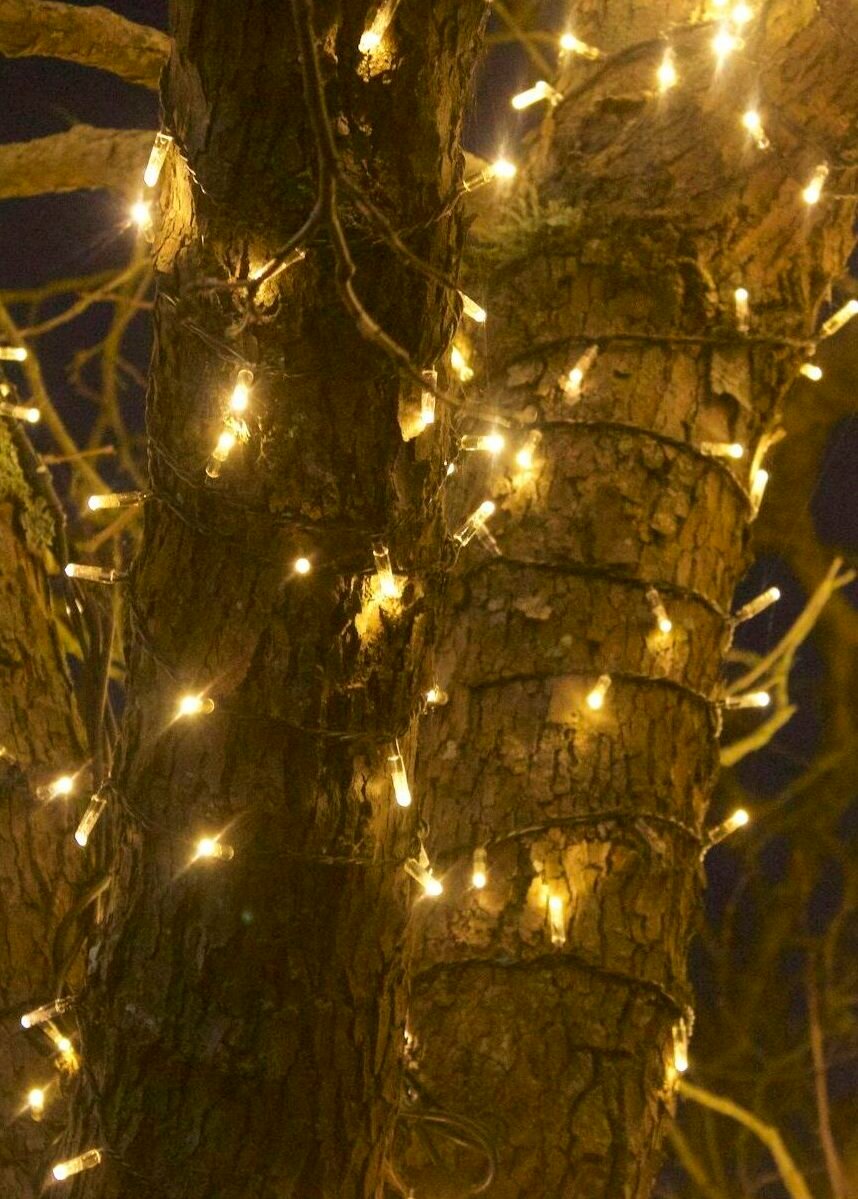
<box><xmin>0</xmin><ymin>424</ymin><xmax>85</xmax><ymax>1198</ymax></box>
<box><xmin>60</xmin><ymin>2</ymin><xmax>487</xmax><ymax>1197</ymax></box>
<box><xmin>406</xmin><ymin>1</ymin><xmax>858</xmax><ymax>1194</ymax></box>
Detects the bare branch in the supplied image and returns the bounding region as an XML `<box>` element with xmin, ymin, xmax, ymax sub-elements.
<box><xmin>0</xmin><ymin>126</ymin><xmax>154</xmax><ymax>200</ymax></box>
<box><xmin>807</xmin><ymin>964</ymin><xmax>848</xmax><ymax>1199</ymax></box>
<box><xmin>0</xmin><ymin>0</ymin><xmax>169</xmax><ymax>90</ymax></box>
<box><xmin>678</xmin><ymin>1080</ymin><xmax>814</xmax><ymax>1199</ymax></box>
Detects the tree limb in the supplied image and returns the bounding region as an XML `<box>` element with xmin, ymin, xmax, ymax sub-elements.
<box><xmin>0</xmin><ymin>126</ymin><xmax>154</xmax><ymax>200</ymax></box>
<box><xmin>0</xmin><ymin>0</ymin><xmax>169</xmax><ymax>89</ymax></box>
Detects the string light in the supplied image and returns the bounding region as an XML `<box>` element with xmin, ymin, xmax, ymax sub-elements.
<box><xmin>459</xmin><ymin>292</ymin><xmax>487</xmax><ymax>323</ymax></box>
<box><xmin>450</xmin><ymin>344</ymin><xmax>474</xmax><ymax>383</ymax></box>
<box><xmin>700</xmin><ymin>441</ymin><xmax>744</xmax><ymax>460</ymax></box>
<box><xmin>733</xmin><ymin>585</ymin><xmax>780</xmax><ymax>623</ymax></box>
<box><xmin>0</xmin><ymin>345</ymin><xmax>27</xmax><ymax>361</ymax></box>
<box><xmin>26</xmin><ymin>1087</ymin><xmax>45</xmax><ymax>1120</ymax></box>
<box><xmin>65</xmin><ymin>562</ymin><xmax>123</xmax><ymax>584</ymax></box>
<box><xmin>750</xmin><ymin>467</ymin><xmax>769</xmax><ymax>510</ymax></box>
<box><xmin>819</xmin><ymin>299</ymin><xmax>858</xmax><ymax>339</ymax></box>
<box><xmin>561</xmin><ymin>345</ymin><xmax>598</xmax><ymax>399</ymax></box>
<box><xmin>21</xmin><ymin>997</ymin><xmax>75</xmax><ymax>1029</ymax></box>
<box><xmin>802</xmin><ymin>163</ymin><xmax>828</xmax><ymax>205</ymax></box>
<box><xmin>713</xmin><ymin>26</ymin><xmax>742</xmax><ymax>61</ymax></box>
<box><xmin>388</xmin><ymin>744</ymin><xmax>413</xmax><ymax>808</ymax></box>
<box><xmin>0</xmin><ymin>400</ymin><xmax>40</xmax><ymax>422</ymax></box>
<box><xmin>206</xmin><ymin>429</ymin><xmax>237</xmax><ymax>479</ymax></box>
<box><xmin>721</xmin><ymin>690</ymin><xmax>770</xmax><ymax>709</ymax></box>
<box><xmin>130</xmin><ymin>198</ymin><xmax>152</xmax><ymax>229</ymax></box>
<box><xmin>460</xmin><ymin>431</ymin><xmax>505</xmax><ymax>453</ymax></box>
<box><xmin>228</xmin><ymin>368</ymin><xmax>254</xmax><ymax>414</ymax></box>
<box><xmin>734</xmin><ymin>286</ymin><xmax>750</xmax><ymax>331</ymax></box>
<box><xmin>294</xmin><ymin>556</ymin><xmax>312</xmax><ymax>575</ymax></box>
<box><xmin>558</xmin><ymin>32</ymin><xmax>602</xmax><ymax>59</ymax></box>
<box><xmin>547</xmin><ymin>894</ymin><xmax>566</xmax><ymax>946</ymax></box>
<box><xmin>75</xmin><ymin>790</ymin><xmax>109</xmax><ymax>847</ymax></box>
<box><xmin>672</xmin><ymin>1019</ymin><xmax>690</xmax><ymax>1073</ymax></box>
<box><xmin>707</xmin><ymin>807</ymin><xmax>750</xmax><ymax>845</ymax></box>
<box><xmin>425</xmin><ymin>685</ymin><xmax>449</xmax><ymax>706</ymax></box>
<box><xmin>86</xmin><ymin>490</ymin><xmax>148</xmax><ymax>511</ymax></box>
<box><xmin>462</xmin><ymin>158</ymin><xmax>517</xmax><ymax>191</ymax></box>
<box><xmin>404</xmin><ymin>847</ymin><xmax>443</xmax><ymax>896</ymax></box>
<box><xmin>511</xmin><ymin>80</ymin><xmax>561</xmax><ymax>110</ymax></box>
<box><xmin>472</xmin><ymin>847</ymin><xmax>487</xmax><ymax>890</ymax></box>
<box><xmin>585</xmin><ymin>674</ymin><xmax>612</xmax><ymax>711</ymax></box>
<box><xmin>453</xmin><ymin>500</ymin><xmax>496</xmax><ymax>547</ymax></box>
<box><xmin>741</xmin><ymin>109</ymin><xmax>770</xmax><ymax>150</ymax></box>
<box><xmin>657</xmin><ymin>47</ymin><xmax>678</xmax><ymax>92</ymax></box>
<box><xmin>372</xmin><ymin>540</ymin><xmax>402</xmax><ymax>599</ymax></box>
<box><xmin>194</xmin><ymin>837</ymin><xmax>235</xmax><ymax>862</ymax></box>
<box><xmin>646</xmin><ymin>588</ymin><xmax>673</xmax><ymax>634</ymax></box>
<box><xmin>731</xmin><ymin>2</ymin><xmax>754</xmax><ymax>24</ymax></box>
<box><xmin>44</xmin><ymin>1025</ymin><xmax>75</xmax><ymax>1059</ymax></box>
<box><xmin>358</xmin><ymin>30</ymin><xmax>382</xmax><ymax>53</ymax></box>
<box><xmin>176</xmin><ymin>694</ymin><xmax>215</xmax><ymax>718</ymax></box>
<box><xmin>35</xmin><ymin>774</ymin><xmax>75</xmax><ymax>802</ymax></box>
<box><xmin>52</xmin><ymin>1150</ymin><xmax>102</xmax><ymax>1182</ymax></box>
<box><xmin>249</xmin><ymin>247</ymin><xmax>305</xmax><ymax>284</ymax></box>
<box><xmin>419</xmin><ymin>368</ymin><xmax>436</xmax><ymax>428</ymax></box>
<box><xmin>514</xmin><ymin>430</ymin><xmax>541</xmax><ymax>471</ymax></box>
<box><xmin>143</xmin><ymin>132</ymin><xmax>172</xmax><ymax>187</ymax></box>
<box><xmin>799</xmin><ymin>362</ymin><xmax>823</xmax><ymax>381</ymax></box>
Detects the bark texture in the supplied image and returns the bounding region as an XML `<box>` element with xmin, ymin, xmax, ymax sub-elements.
<box><xmin>0</xmin><ymin>128</ymin><xmax>155</xmax><ymax>200</ymax></box>
<box><xmin>0</xmin><ymin>0</ymin><xmax>168</xmax><ymax>90</ymax></box>
<box><xmin>405</xmin><ymin>1</ymin><xmax>858</xmax><ymax>1195</ymax></box>
<box><xmin>61</xmin><ymin>3</ymin><xmax>486</xmax><ymax>1197</ymax></box>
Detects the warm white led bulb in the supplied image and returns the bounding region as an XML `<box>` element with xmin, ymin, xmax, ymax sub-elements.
<box><xmin>21</xmin><ymin>996</ymin><xmax>75</xmax><ymax>1029</ymax></box>
<box><xmin>511</xmin><ymin>80</ymin><xmax>560</xmax><ymax>110</ymax></box>
<box><xmin>657</xmin><ymin>48</ymin><xmax>678</xmax><ymax>92</ymax></box>
<box><xmin>294</xmin><ymin>556</ymin><xmax>311</xmax><ymax>575</ymax></box>
<box><xmin>741</xmin><ymin>109</ymin><xmax>770</xmax><ymax>150</ymax></box>
<box><xmin>459</xmin><ymin>292</ymin><xmax>487</xmax><ymax>323</ymax></box>
<box><xmin>359</xmin><ymin>29</ymin><xmax>382</xmax><ymax>53</ymax></box>
<box><xmin>0</xmin><ymin>345</ymin><xmax>28</xmax><ymax>362</ymax></box>
<box><xmin>65</xmin><ymin>562</ymin><xmax>122</xmax><ymax>584</ymax></box>
<box><xmin>87</xmin><ymin>491</ymin><xmax>147</xmax><ymax>511</ymax></box>
<box><xmin>130</xmin><ymin>199</ymin><xmax>151</xmax><ymax>229</ymax></box>
<box><xmin>206</xmin><ymin>429</ymin><xmax>237</xmax><ymax>479</ymax></box>
<box><xmin>734</xmin><ymin>586</ymin><xmax>780</xmax><ymax>623</ymax></box>
<box><xmin>372</xmin><ymin>540</ymin><xmax>401</xmax><ymax>599</ymax></box>
<box><xmin>515</xmin><ymin>431</ymin><xmax>541</xmax><ymax>471</ymax></box>
<box><xmin>561</xmin><ymin>345</ymin><xmax>598</xmax><ymax>399</ymax></box>
<box><xmin>460</xmin><ymin>431</ymin><xmax>505</xmax><ymax>454</ymax></box>
<box><xmin>388</xmin><ymin>747</ymin><xmax>412</xmax><ymax>808</ymax></box>
<box><xmin>548</xmin><ymin>894</ymin><xmax>566</xmax><ymax>945</ymax></box>
<box><xmin>819</xmin><ymin>299</ymin><xmax>858</xmax><ymax>339</ymax></box>
<box><xmin>27</xmin><ymin>1087</ymin><xmax>45</xmax><ymax>1118</ymax></box>
<box><xmin>559</xmin><ymin>32</ymin><xmax>601</xmax><ymax>59</ymax></box>
<box><xmin>194</xmin><ymin>837</ymin><xmax>234</xmax><ymax>862</ymax></box>
<box><xmin>672</xmin><ymin>1019</ymin><xmax>690</xmax><ymax>1073</ymax></box>
<box><xmin>713</xmin><ymin>26</ymin><xmax>742</xmax><ymax>60</ymax></box>
<box><xmin>52</xmin><ymin>1149</ymin><xmax>102</xmax><ymax>1182</ymax></box>
<box><xmin>35</xmin><ymin>774</ymin><xmax>75</xmax><ymax>802</ymax></box>
<box><xmin>750</xmin><ymin>467</ymin><xmax>769</xmax><ymax>510</ymax></box>
<box><xmin>802</xmin><ymin>163</ymin><xmax>828</xmax><ymax>205</ymax></box>
<box><xmin>731</xmin><ymin>3</ymin><xmax>753</xmax><ymax>24</ymax></box>
<box><xmin>722</xmin><ymin>690</ymin><xmax>770</xmax><ymax>710</ymax></box>
<box><xmin>491</xmin><ymin>157</ymin><xmax>517</xmax><ymax>179</ymax></box>
<box><xmin>143</xmin><ymin>132</ymin><xmax>172</xmax><ymax>187</ymax></box>
<box><xmin>425</xmin><ymin>685</ymin><xmax>449</xmax><ymax>707</ymax></box>
<box><xmin>0</xmin><ymin>400</ymin><xmax>40</xmax><ymax>422</ymax></box>
<box><xmin>450</xmin><ymin>345</ymin><xmax>474</xmax><ymax>383</ymax></box>
<box><xmin>707</xmin><ymin>807</ymin><xmax>750</xmax><ymax>845</ymax></box>
<box><xmin>585</xmin><ymin>674</ymin><xmax>611</xmax><ymax>711</ymax></box>
<box><xmin>453</xmin><ymin>500</ymin><xmax>496</xmax><ymax>547</ymax></box>
<box><xmin>646</xmin><ymin>588</ymin><xmax>673</xmax><ymax>634</ymax></box>
<box><xmin>404</xmin><ymin>855</ymin><xmax>443</xmax><ymax>896</ymax></box>
<box><xmin>75</xmin><ymin>790</ymin><xmax>109</xmax><ymax>847</ymax></box>
<box><xmin>420</xmin><ymin>368</ymin><xmax>437</xmax><ymax>427</ymax></box>
<box><xmin>229</xmin><ymin>368</ymin><xmax>254</xmax><ymax>414</ymax></box>
<box><xmin>700</xmin><ymin>441</ymin><xmax>744</xmax><ymax>460</ymax></box>
<box><xmin>472</xmin><ymin>847</ymin><xmax>488</xmax><ymax>890</ymax></box>
<box><xmin>799</xmin><ymin>362</ymin><xmax>823</xmax><ymax>381</ymax></box>
<box><xmin>177</xmin><ymin>694</ymin><xmax>215</xmax><ymax>718</ymax></box>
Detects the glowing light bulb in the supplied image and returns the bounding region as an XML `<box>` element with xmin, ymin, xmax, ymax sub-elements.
<box><xmin>491</xmin><ymin>157</ymin><xmax>517</xmax><ymax>179</ymax></box>
<box><xmin>707</xmin><ymin>807</ymin><xmax>750</xmax><ymax>846</ymax></box>
<box><xmin>700</xmin><ymin>441</ymin><xmax>744</xmax><ymax>460</ymax></box>
<box><xmin>713</xmin><ymin>26</ymin><xmax>742</xmax><ymax>60</ymax></box>
<box><xmin>657</xmin><ymin>48</ymin><xmax>677</xmax><ymax>92</ymax></box>
<box><xmin>799</xmin><ymin>362</ymin><xmax>823</xmax><ymax>381</ymax></box>
<box><xmin>0</xmin><ymin>345</ymin><xmax>28</xmax><ymax>362</ymax></box>
<box><xmin>64</xmin><ymin>562</ymin><xmax>123</xmax><ymax>584</ymax></box>
<box><xmin>130</xmin><ymin>198</ymin><xmax>151</xmax><ymax>229</ymax></box>
<box><xmin>87</xmin><ymin>490</ymin><xmax>147</xmax><ymax>511</ymax></box>
<box><xmin>194</xmin><ymin>837</ymin><xmax>235</xmax><ymax>862</ymax></box>
<box><xmin>561</xmin><ymin>345</ymin><xmax>598</xmax><ymax>399</ymax></box>
<box><xmin>27</xmin><ymin>1087</ymin><xmax>45</xmax><ymax>1118</ymax></box>
<box><xmin>741</xmin><ymin>109</ymin><xmax>770</xmax><ymax>150</ymax></box>
<box><xmin>420</xmin><ymin>368</ymin><xmax>436</xmax><ymax>427</ymax></box>
<box><xmin>21</xmin><ymin>997</ymin><xmax>75</xmax><ymax>1029</ymax></box>
<box><xmin>372</xmin><ymin>540</ymin><xmax>401</xmax><ymax>599</ymax></box>
<box><xmin>511</xmin><ymin>80</ymin><xmax>560</xmax><ymax>110</ymax></box>
<box><xmin>731</xmin><ymin>3</ymin><xmax>753</xmax><ymax>25</ymax></box>
<box><xmin>453</xmin><ymin>500</ymin><xmax>496</xmax><ymax>547</ymax></box>
<box><xmin>459</xmin><ymin>292</ymin><xmax>487</xmax><ymax>323</ymax></box>
<box><xmin>177</xmin><ymin>694</ymin><xmax>215</xmax><ymax>718</ymax></box>
<box><xmin>229</xmin><ymin>368</ymin><xmax>254</xmax><ymax>414</ymax></box>
<box><xmin>143</xmin><ymin>132</ymin><xmax>172</xmax><ymax>187</ymax></box>
<box><xmin>294</xmin><ymin>556</ymin><xmax>312</xmax><ymax>575</ymax></box>
<box><xmin>585</xmin><ymin>674</ymin><xmax>612</xmax><ymax>711</ymax></box>
<box><xmin>559</xmin><ymin>32</ymin><xmax>602</xmax><ymax>59</ymax></box>
<box><xmin>515</xmin><ymin>430</ymin><xmax>541</xmax><ymax>471</ymax></box>
<box><xmin>460</xmin><ymin>431</ymin><xmax>505</xmax><ymax>453</ymax></box>
<box><xmin>35</xmin><ymin>774</ymin><xmax>75</xmax><ymax>802</ymax></box>
<box><xmin>646</xmin><ymin>588</ymin><xmax>673</xmax><ymax>634</ymax></box>
<box><xmin>733</xmin><ymin>286</ymin><xmax>750</xmax><ymax>331</ymax></box>
<box><xmin>750</xmin><ymin>467</ymin><xmax>769</xmax><ymax>510</ymax></box>
<box><xmin>802</xmin><ymin>163</ymin><xmax>828</xmax><ymax>205</ymax></box>
<box><xmin>425</xmin><ymin>685</ymin><xmax>449</xmax><ymax>707</ymax></box>
<box><xmin>548</xmin><ymin>894</ymin><xmax>566</xmax><ymax>945</ymax></box>
<box><xmin>472</xmin><ymin>847</ymin><xmax>488</xmax><ymax>890</ymax></box>
<box><xmin>359</xmin><ymin>29</ymin><xmax>382</xmax><ymax>53</ymax></box>
<box><xmin>206</xmin><ymin>429</ymin><xmax>237</xmax><ymax>479</ymax></box>
<box><xmin>0</xmin><ymin>400</ymin><xmax>40</xmax><ymax>422</ymax></box>
<box><xmin>404</xmin><ymin>853</ymin><xmax>443</xmax><ymax>896</ymax></box>
<box><xmin>819</xmin><ymin>299</ymin><xmax>858</xmax><ymax>339</ymax></box>
<box><xmin>672</xmin><ymin>1019</ymin><xmax>690</xmax><ymax>1072</ymax></box>
<box><xmin>734</xmin><ymin>586</ymin><xmax>780</xmax><ymax>623</ymax></box>
<box><xmin>52</xmin><ymin>1150</ymin><xmax>102</xmax><ymax>1182</ymax></box>
<box><xmin>388</xmin><ymin>747</ymin><xmax>412</xmax><ymax>808</ymax></box>
<box><xmin>75</xmin><ymin>790</ymin><xmax>109</xmax><ymax>847</ymax></box>
<box><xmin>722</xmin><ymin>690</ymin><xmax>770</xmax><ymax>710</ymax></box>
<box><xmin>450</xmin><ymin>344</ymin><xmax>474</xmax><ymax>383</ymax></box>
